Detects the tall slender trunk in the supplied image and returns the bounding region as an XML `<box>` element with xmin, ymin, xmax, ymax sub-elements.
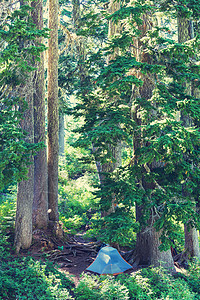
<box><xmin>100</xmin><ymin>0</ymin><xmax>122</xmax><ymax>217</ymax></box>
<box><xmin>48</xmin><ymin>0</ymin><xmax>59</xmax><ymax>222</ymax></box>
<box><xmin>31</xmin><ymin>0</ymin><xmax>48</xmax><ymax>229</ymax></box>
<box><xmin>14</xmin><ymin>0</ymin><xmax>34</xmax><ymax>253</ymax></box>
<box><xmin>178</xmin><ymin>14</ymin><xmax>200</xmax><ymax>259</ymax></box>
<box><xmin>14</xmin><ymin>85</ymin><xmax>34</xmax><ymax>253</ymax></box>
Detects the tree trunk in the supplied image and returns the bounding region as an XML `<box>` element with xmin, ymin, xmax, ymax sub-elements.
<box><xmin>47</xmin><ymin>0</ymin><xmax>59</xmax><ymax>222</ymax></box>
<box><xmin>14</xmin><ymin>0</ymin><xmax>34</xmax><ymax>253</ymax></box>
<box><xmin>136</xmin><ymin>226</ymin><xmax>174</xmax><ymax>269</ymax></box>
<box><xmin>184</xmin><ymin>225</ymin><xmax>200</xmax><ymax>258</ymax></box>
<box><xmin>100</xmin><ymin>0</ymin><xmax>122</xmax><ymax>217</ymax></box>
<box><xmin>31</xmin><ymin>0</ymin><xmax>48</xmax><ymax>229</ymax></box>
<box><xmin>178</xmin><ymin>15</ymin><xmax>200</xmax><ymax>259</ymax></box>
<box><xmin>14</xmin><ymin>87</ymin><xmax>34</xmax><ymax>253</ymax></box>
<box><xmin>59</xmin><ymin>112</ymin><xmax>65</xmax><ymax>156</ymax></box>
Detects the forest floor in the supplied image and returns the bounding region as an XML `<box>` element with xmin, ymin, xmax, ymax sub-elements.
<box><xmin>16</xmin><ymin>228</ymin><xmax>187</xmax><ymax>288</ymax></box>
<box><xmin>18</xmin><ymin>229</ymin><xmax>136</xmax><ymax>286</ymax></box>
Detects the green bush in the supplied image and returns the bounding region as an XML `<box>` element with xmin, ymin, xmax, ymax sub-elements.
<box><xmin>0</xmin><ymin>257</ymin><xmax>73</xmax><ymax>300</ymax></box>
<box><xmin>75</xmin><ymin>274</ymin><xmax>130</xmax><ymax>300</ymax></box>
<box><xmin>0</xmin><ymin>193</ymin><xmax>16</xmax><ymax>234</ymax></box>
<box><xmin>60</xmin><ymin>214</ymin><xmax>88</xmax><ymax>234</ymax></box>
<box><xmin>186</xmin><ymin>260</ymin><xmax>200</xmax><ymax>295</ymax></box>
<box><xmin>75</xmin><ymin>268</ymin><xmax>199</xmax><ymax>300</ymax></box>
<box><xmin>58</xmin><ymin>171</ymin><xmax>99</xmax><ymax>234</ymax></box>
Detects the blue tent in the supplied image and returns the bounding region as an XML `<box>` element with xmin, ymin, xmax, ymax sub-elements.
<box><xmin>86</xmin><ymin>246</ymin><xmax>133</xmax><ymax>275</ymax></box>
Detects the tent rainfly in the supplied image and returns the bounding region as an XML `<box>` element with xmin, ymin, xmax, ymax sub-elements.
<box><xmin>86</xmin><ymin>246</ymin><xmax>133</xmax><ymax>275</ymax></box>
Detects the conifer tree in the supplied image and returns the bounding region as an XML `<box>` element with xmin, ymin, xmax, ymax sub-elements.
<box><xmin>177</xmin><ymin>2</ymin><xmax>200</xmax><ymax>259</ymax></box>
<box><xmin>31</xmin><ymin>0</ymin><xmax>49</xmax><ymax>230</ymax></box>
<box><xmin>14</xmin><ymin>1</ymin><xmax>35</xmax><ymax>252</ymax></box>
<box><xmin>48</xmin><ymin>0</ymin><xmax>60</xmax><ymax>225</ymax></box>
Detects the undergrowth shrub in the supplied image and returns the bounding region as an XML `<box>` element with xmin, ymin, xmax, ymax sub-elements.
<box><xmin>58</xmin><ymin>170</ymin><xmax>99</xmax><ymax>234</ymax></box>
<box><xmin>0</xmin><ymin>257</ymin><xmax>73</xmax><ymax>300</ymax></box>
<box><xmin>186</xmin><ymin>260</ymin><xmax>200</xmax><ymax>296</ymax></box>
<box><xmin>139</xmin><ymin>268</ymin><xmax>196</xmax><ymax>300</ymax></box>
<box><xmin>75</xmin><ymin>268</ymin><xmax>198</xmax><ymax>300</ymax></box>
<box><xmin>0</xmin><ymin>192</ymin><xmax>16</xmax><ymax>234</ymax></box>
<box><xmin>0</xmin><ymin>193</ymin><xmax>74</xmax><ymax>300</ymax></box>
<box><xmin>75</xmin><ymin>274</ymin><xmax>130</xmax><ymax>300</ymax></box>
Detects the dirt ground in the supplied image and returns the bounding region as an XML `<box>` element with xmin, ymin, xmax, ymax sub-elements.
<box><xmin>18</xmin><ymin>229</ymin><xmax>183</xmax><ymax>287</ymax></box>
<box><xmin>18</xmin><ymin>229</ymin><xmax>135</xmax><ymax>286</ymax></box>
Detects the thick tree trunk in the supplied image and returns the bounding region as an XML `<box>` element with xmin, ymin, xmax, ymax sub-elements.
<box><xmin>59</xmin><ymin>112</ymin><xmax>65</xmax><ymax>156</ymax></box>
<box><xmin>48</xmin><ymin>0</ymin><xmax>59</xmax><ymax>222</ymax></box>
<box><xmin>184</xmin><ymin>224</ymin><xmax>200</xmax><ymax>258</ymax></box>
<box><xmin>31</xmin><ymin>0</ymin><xmax>48</xmax><ymax>229</ymax></box>
<box><xmin>135</xmin><ymin>204</ymin><xmax>175</xmax><ymax>270</ymax></box>
<box><xmin>14</xmin><ymin>88</ymin><xmax>34</xmax><ymax>253</ymax></box>
<box><xmin>136</xmin><ymin>226</ymin><xmax>174</xmax><ymax>269</ymax></box>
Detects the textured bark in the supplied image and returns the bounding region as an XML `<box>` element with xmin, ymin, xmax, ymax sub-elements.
<box><xmin>59</xmin><ymin>112</ymin><xmax>65</xmax><ymax>156</ymax></box>
<box><xmin>135</xmin><ymin>204</ymin><xmax>175</xmax><ymax>270</ymax></box>
<box><xmin>136</xmin><ymin>226</ymin><xmax>174</xmax><ymax>269</ymax></box>
<box><xmin>14</xmin><ymin>0</ymin><xmax>34</xmax><ymax>253</ymax></box>
<box><xmin>178</xmin><ymin>15</ymin><xmax>200</xmax><ymax>259</ymax></box>
<box><xmin>177</xmin><ymin>17</ymin><xmax>190</xmax><ymax>43</ymax></box>
<box><xmin>47</xmin><ymin>0</ymin><xmax>59</xmax><ymax>221</ymax></box>
<box><xmin>184</xmin><ymin>225</ymin><xmax>200</xmax><ymax>258</ymax></box>
<box><xmin>14</xmin><ymin>88</ymin><xmax>34</xmax><ymax>253</ymax></box>
<box><xmin>31</xmin><ymin>0</ymin><xmax>48</xmax><ymax>229</ymax></box>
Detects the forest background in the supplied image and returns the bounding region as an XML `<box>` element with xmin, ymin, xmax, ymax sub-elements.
<box><xmin>0</xmin><ymin>0</ymin><xmax>200</xmax><ymax>298</ymax></box>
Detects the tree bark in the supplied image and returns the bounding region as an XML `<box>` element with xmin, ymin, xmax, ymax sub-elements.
<box><xmin>14</xmin><ymin>87</ymin><xmax>34</xmax><ymax>253</ymax></box>
<box><xmin>31</xmin><ymin>0</ymin><xmax>48</xmax><ymax>229</ymax></box>
<box><xmin>136</xmin><ymin>227</ymin><xmax>174</xmax><ymax>269</ymax></box>
<box><xmin>59</xmin><ymin>112</ymin><xmax>65</xmax><ymax>156</ymax></box>
<box><xmin>47</xmin><ymin>0</ymin><xmax>59</xmax><ymax>222</ymax></box>
<box><xmin>184</xmin><ymin>225</ymin><xmax>200</xmax><ymax>258</ymax></box>
<box><xmin>14</xmin><ymin>0</ymin><xmax>34</xmax><ymax>253</ymax></box>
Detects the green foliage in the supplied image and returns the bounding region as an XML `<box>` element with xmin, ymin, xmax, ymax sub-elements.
<box><xmin>86</xmin><ymin>209</ymin><xmax>137</xmax><ymax>247</ymax></box>
<box><xmin>0</xmin><ymin>193</ymin><xmax>16</xmax><ymax>234</ymax></box>
<box><xmin>0</xmin><ymin>4</ymin><xmax>48</xmax><ymax>191</ymax></box>
<box><xmin>186</xmin><ymin>260</ymin><xmax>200</xmax><ymax>295</ymax></box>
<box><xmin>58</xmin><ymin>167</ymin><xmax>99</xmax><ymax>234</ymax></box>
<box><xmin>0</xmin><ymin>257</ymin><xmax>73</xmax><ymax>300</ymax></box>
<box><xmin>0</xmin><ymin>193</ymin><xmax>73</xmax><ymax>300</ymax></box>
<box><xmin>65</xmin><ymin>0</ymin><xmax>200</xmax><ymax>251</ymax></box>
<box><xmin>75</xmin><ymin>274</ymin><xmax>130</xmax><ymax>300</ymax></box>
<box><xmin>65</xmin><ymin>145</ymin><xmax>95</xmax><ymax>179</ymax></box>
<box><xmin>75</xmin><ymin>268</ymin><xmax>198</xmax><ymax>300</ymax></box>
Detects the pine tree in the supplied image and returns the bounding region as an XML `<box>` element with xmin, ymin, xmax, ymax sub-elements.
<box><xmin>177</xmin><ymin>2</ymin><xmax>200</xmax><ymax>259</ymax></box>
<box><xmin>31</xmin><ymin>0</ymin><xmax>49</xmax><ymax>230</ymax></box>
<box><xmin>47</xmin><ymin>0</ymin><xmax>60</xmax><ymax>230</ymax></box>
<box><xmin>14</xmin><ymin>1</ymin><xmax>35</xmax><ymax>252</ymax></box>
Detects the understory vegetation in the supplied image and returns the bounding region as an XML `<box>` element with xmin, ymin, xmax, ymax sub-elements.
<box><xmin>0</xmin><ymin>201</ymin><xmax>200</xmax><ymax>300</ymax></box>
<box><xmin>0</xmin><ymin>131</ymin><xmax>200</xmax><ymax>299</ymax></box>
